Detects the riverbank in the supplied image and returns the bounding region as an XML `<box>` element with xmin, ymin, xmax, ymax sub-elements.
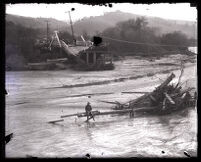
<box><xmin>6</xmin><ymin>50</ymin><xmax>196</xmax><ymax>71</ymax></box>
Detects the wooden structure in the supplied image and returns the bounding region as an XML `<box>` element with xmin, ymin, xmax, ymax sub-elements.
<box><xmin>108</xmin><ymin>72</ymin><xmax>196</xmax><ymax>114</ymax></box>
<box><xmin>34</xmin><ymin>31</ymin><xmax>114</xmax><ymax>71</ymax></box>
<box><xmin>78</xmin><ymin>44</ymin><xmax>113</xmax><ymax>68</ymax></box>
<box><xmin>33</xmin><ymin>10</ymin><xmax>114</xmax><ymax>71</ymax></box>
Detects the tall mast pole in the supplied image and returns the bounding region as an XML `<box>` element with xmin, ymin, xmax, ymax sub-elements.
<box><xmin>68</xmin><ymin>11</ymin><xmax>75</xmax><ymax>45</ymax></box>
<box><xmin>45</xmin><ymin>20</ymin><xmax>49</xmax><ymax>41</ymax></box>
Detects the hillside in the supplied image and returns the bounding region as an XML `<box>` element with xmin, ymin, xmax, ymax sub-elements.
<box><xmin>145</xmin><ymin>16</ymin><xmax>197</xmax><ymax>38</ymax></box>
<box><xmin>72</xmin><ymin>11</ymin><xmax>197</xmax><ymax>38</ymax></box>
<box><xmin>6</xmin><ymin>10</ymin><xmax>197</xmax><ymax>39</ymax></box>
<box><xmin>71</xmin><ymin>10</ymin><xmax>137</xmax><ymax>36</ymax></box>
<box><xmin>6</xmin><ymin>14</ymin><xmax>68</xmax><ymax>32</ymax></box>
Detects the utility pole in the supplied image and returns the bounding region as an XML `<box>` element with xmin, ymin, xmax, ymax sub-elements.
<box><xmin>45</xmin><ymin>20</ymin><xmax>49</xmax><ymax>41</ymax></box>
<box><xmin>66</xmin><ymin>11</ymin><xmax>75</xmax><ymax>45</ymax></box>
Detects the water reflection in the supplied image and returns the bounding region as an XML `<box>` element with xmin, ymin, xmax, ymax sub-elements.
<box><xmin>84</xmin><ymin>123</ymin><xmax>95</xmax><ymax>141</ymax></box>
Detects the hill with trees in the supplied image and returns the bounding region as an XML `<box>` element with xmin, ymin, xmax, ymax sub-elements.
<box><xmin>6</xmin><ymin>11</ymin><xmax>197</xmax><ymax>39</ymax></box>
<box><xmin>6</xmin><ymin>14</ymin><xmax>69</xmax><ymax>35</ymax></box>
<box><xmin>72</xmin><ymin>11</ymin><xmax>197</xmax><ymax>39</ymax></box>
<box><xmin>100</xmin><ymin>17</ymin><xmax>193</xmax><ymax>57</ymax></box>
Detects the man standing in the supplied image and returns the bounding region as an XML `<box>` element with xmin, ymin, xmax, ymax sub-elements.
<box><xmin>85</xmin><ymin>102</ymin><xmax>95</xmax><ymax>121</ymax></box>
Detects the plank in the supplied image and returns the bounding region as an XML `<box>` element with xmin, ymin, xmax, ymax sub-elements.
<box><xmin>48</xmin><ymin>119</ymin><xmax>64</xmax><ymax>124</ymax></box>
<box><xmin>164</xmin><ymin>92</ymin><xmax>175</xmax><ymax>104</ymax></box>
<box><xmin>121</xmin><ymin>91</ymin><xmax>149</xmax><ymax>94</ymax></box>
<box><xmin>61</xmin><ymin>111</ymin><xmax>100</xmax><ymax>118</ymax></box>
<box><xmin>155</xmin><ymin>73</ymin><xmax>175</xmax><ymax>90</ymax></box>
<box><xmin>78</xmin><ymin>107</ymin><xmax>157</xmax><ymax>118</ymax></box>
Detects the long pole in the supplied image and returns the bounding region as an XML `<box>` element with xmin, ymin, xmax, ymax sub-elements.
<box><xmin>68</xmin><ymin>11</ymin><xmax>75</xmax><ymax>45</ymax></box>
<box><xmin>45</xmin><ymin>20</ymin><xmax>49</xmax><ymax>40</ymax></box>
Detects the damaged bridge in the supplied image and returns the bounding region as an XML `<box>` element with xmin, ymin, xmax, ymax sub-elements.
<box><xmin>35</xmin><ymin>31</ymin><xmax>114</xmax><ymax>71</ymax></box>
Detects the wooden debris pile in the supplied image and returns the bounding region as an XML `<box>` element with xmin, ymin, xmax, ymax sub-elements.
<box><xmin>113</xmin><ymin>72</ymin><xmax>196</xmax><ymax>115</ymax></box>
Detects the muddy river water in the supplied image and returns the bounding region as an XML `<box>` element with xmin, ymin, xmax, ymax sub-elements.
<box><xmin>6</xmin><ymin>56</ymin><xmax>197</xmax><ymax>158</ymax></box>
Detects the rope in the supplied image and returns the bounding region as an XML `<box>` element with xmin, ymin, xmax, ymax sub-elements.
<box><xmin>100</xmin><ymin>35</ymin><xmax>188</xmax><ymax>48</ymax></box>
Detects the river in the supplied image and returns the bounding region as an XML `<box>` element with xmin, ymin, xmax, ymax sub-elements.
<box><xmin>5</xmin><ymin>56</ymin><xmax>197</xmax><ymax>158</ymax></box>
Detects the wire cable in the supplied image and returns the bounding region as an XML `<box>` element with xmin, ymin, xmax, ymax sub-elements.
<box><xmin>100</xmin><ymin>35</ymin><xmax>188</xmax><ymax>47</ymax></box>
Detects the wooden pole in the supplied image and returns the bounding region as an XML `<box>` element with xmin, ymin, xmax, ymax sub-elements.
<box><xmin>164</xmin><ymin>92</ymin><xmax>175</xmax><ymax>104</ymax></box>
<box><xmin>61</xmin><ymin>110</ymin><xmax>100</xmax><ymax>118</ymax></box>
<box><xmin>156</xmin><ymin>73</ymin><xmax>175</xmax><ymax>90</ymax></box>
<box><xmin>78</xmin><ymin>107</ymin><xmax>157</xmax><ymax>118</ymax></box>
<box><xmin>162</xmin><ymin>98</ymin><xmax>167</xmax><ymax>110</ymax></box>
<box><xmin>68</xmin><ymin>11</ymin><xmax>75</xmax><ymax>45</ymax></box>
<box><xmin>149</xmin><ymin>95</ymin><xmax>157</xmax><ymax>102</ymax></box>
<box><xmin>121</xmin><ymin>91</ymin><xmax>149</xmax><ymax>94</ymax></box>
<box><xmin>45</xmin><ymin>20</ymin><xmax>49</xmax><ymax>40</ymax></box>
<box><xmin>48</xmin><ymin>119</ymin><xmax>64</xmax><ymax>124</ymax></box>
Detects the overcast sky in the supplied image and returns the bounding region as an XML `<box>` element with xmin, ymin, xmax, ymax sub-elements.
<box><xmin>6</xmin><ymin>3</ymin><xmax>197</xmax><ymax>22</ymax></box>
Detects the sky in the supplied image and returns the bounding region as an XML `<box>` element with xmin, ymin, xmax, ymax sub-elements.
<box><xmin>6</xmin><ymin>3</ymin><xmax>197</xmax><ymax>22</ymax></box>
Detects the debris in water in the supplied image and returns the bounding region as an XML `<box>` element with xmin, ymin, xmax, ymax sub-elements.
<box><xmin>5</xmin><ymin>133</ymin><xmax>13</xmax><ymax>144</ymax></box>
<box><xmin>184</xmin><ymin>151</ymin><xmax>191</xmax><ymax>157</ymax></box>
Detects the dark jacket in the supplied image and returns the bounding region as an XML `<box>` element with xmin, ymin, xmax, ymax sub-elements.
<box><xmin>85</xmin><ymin>104</ymin><xmax>92</xmax><ymax>112</ymax></box>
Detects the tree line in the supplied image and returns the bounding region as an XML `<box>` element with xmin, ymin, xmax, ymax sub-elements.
<box><xmin>6</xmin><ymin>21</ymin><xmax>43</xmax><ymax>70</ymax></box>
<box><xmin>101</xmin><ymin>17</ymin><xmax>195</xmax><ymax>57</ymax></box>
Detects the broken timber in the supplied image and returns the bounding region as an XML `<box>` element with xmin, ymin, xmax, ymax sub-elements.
<box><xmin>59</xmin><ymin>107</ymin><xmax>156</xmax><ymax>119</ymax></box>
<box><xmin>164</xmin><ymin>92</ymin><xmax>175</xmax><ymax>104</ymax></box>
<box><xmin>127</xmin><ymin>73</ymin><xmax>176</xmax><ymax>108</ymax></box>
<box><xmin>121</xmin><ymin>91</ymin><xmax>149</xmax><ymax>94</ymax></box>
<box><xmin>117</xmin><ymin>72</ymin><xmax>195</xmax><ymax>113</ymax></box>
<box><xmin>48</xmin><ymin>119</ymin><xmax>64</xmax><ymax>124</ymax></box>
<box><xmin>59</xmin><ymin>110</ymin><xmax>132</xmax><ymax>119</ymax></box>
<box><xmin>60</xmin><ymin>111</ymin><xmax>100</xmax><ymax>118</ymax></box>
